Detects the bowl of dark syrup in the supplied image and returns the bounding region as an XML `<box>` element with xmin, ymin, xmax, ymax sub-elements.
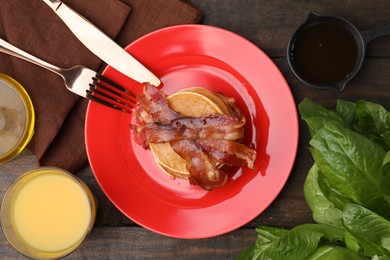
<box><xmin>288</xmin><ymin>12</ymin><xmax>390</xmax><ymax>91</ymax></box>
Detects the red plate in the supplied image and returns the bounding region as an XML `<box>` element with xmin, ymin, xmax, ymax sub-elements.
<box><xmin>85</xmin><ymin>25</ymin><xmax>298</xmax><ymax>238</ymax></box>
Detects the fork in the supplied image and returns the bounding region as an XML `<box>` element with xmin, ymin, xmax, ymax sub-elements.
<box><xmin>0</xmin><ymin>38</ymin><xmax>137</xmax><ymax>113</ymax></box>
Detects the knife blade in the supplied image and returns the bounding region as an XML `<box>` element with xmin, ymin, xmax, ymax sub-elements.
<box><xmin>42</xmin><ymin>0</ymin><xmax>161</xmax><ymax>86</ymax></box>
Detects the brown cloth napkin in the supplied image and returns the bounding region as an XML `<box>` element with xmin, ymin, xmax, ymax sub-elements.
<box><xmin>0</xmin><ymin>0</ymin><xmax>202</xmax><ymax>172</ymax></box>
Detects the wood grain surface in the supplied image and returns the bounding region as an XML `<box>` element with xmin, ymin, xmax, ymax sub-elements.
<box><xmin>1</xmin><ymin>0</ymin><xmax>389</xmax><ymax>259</ymax></box>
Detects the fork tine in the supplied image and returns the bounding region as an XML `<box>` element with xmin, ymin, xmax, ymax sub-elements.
<box><xmin>86</xmin><ymin>75</ymin><xmax>137</xmax><ymax>113</ymax></box>
<box><xmin>86</xmin><ymin>86</ymin><xmax>134</xmax><ymax>113</ymax></box>
<box><xmin>93</xmin><ymin>75</ymin><xmax>138</xmax><ymax>103</ymax></box>
<box><xmin>95</xmin><ymin>74</ymin><xmax>137</xmax><ymax>99</ymax></box>
<box><xmin>91</xmin><ymin>79</ymin><xmax>137</xmax><ymax>105</ymax></box>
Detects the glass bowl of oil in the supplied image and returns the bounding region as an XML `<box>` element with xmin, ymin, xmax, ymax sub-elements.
<box><xmin>0</xmin><ymin>73</ymin><xmax>35</xmax><ymax>163</ymax></box>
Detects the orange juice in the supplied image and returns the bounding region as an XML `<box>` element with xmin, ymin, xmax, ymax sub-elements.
<box><xmin>1</xmin><ymin>168</ymin><xmax>96</xmax><ymax>259</ymax></box>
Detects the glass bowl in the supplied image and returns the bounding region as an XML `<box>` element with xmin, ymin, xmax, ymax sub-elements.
<box><xmin>1</xmin><ymin>167</ymin><xmax>97</xmax><ymax>259</ymax></box>
<box><xmin>0</xmin><ymin>73</ymin><xmax>35</xmax><ymax>163</ymax></box>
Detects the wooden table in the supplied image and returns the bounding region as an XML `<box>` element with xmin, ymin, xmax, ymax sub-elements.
<box><xmin>1</xmin><ymin>0</ymin><xmax>389</xmax><ymax>259</ymax></box>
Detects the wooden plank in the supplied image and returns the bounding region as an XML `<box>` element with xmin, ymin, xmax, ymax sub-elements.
<box><xmin>0</xmin><ymin>226</ymin><xmax>257</xmax><ymax>259</ymax></box>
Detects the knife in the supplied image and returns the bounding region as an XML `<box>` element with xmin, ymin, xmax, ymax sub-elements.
<box><xmin>42</xmin><ymin>0</ymin><xmax>161</xmax><ymax>86</ymax></box>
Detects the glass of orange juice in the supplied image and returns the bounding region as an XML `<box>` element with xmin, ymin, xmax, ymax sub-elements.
<box><xmin>1</xmin><ymin>167</ymin><xmax>97</xmax><ymax>259</ymax></box>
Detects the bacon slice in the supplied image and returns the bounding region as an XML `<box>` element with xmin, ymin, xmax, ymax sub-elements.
<box><xmin>132</xmin><ymin>114</ymin><xmax>245</xmax><ymax>147</ymax></box>
<box><xmin>170</xmin><ymin>139</ymin><xmax>227</xmax><ymax>190</ymax></box>
<box><xmin>137</xmin><ymin>83</ymin><xmax>179</xmax><ymax>124</ymax></box>
<box><xmin>214</xmin><ymin>92</ymin><xmax>245</xmax><ymax>122</ymax></box>
<box><xmin>133</xmin><ymin>104</ymin><xmax>153</xmax><ymax>124</ymax></box>
<box><xmin>197</xmin><ymin>138</ymin><xmax>257</xmax><ymax>170</ymax></box>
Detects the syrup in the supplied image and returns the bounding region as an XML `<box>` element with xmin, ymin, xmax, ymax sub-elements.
<box><xmin>291</xmin><ymin>21</ymin><xmax>358</xmax><ymax>85</ymax></box>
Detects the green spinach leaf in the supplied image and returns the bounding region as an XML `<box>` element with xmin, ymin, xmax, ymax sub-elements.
<box><xmin>303</xmin><ymin>164</ymin><xmax>343</xmax><ymax>229</ymax></box>
<box><xmin>237</xmin><ymin>224</ymin><xmax>344</xmax><ymax>260</ymax></box>
<box><xmin>310</xmin><ymin>122</ymin><xmax>390</xmax><ymax>218</ymax></box>
<box><xmin>308</xmin><ymin>245</ymin><xmax>368</xmax><ymax>259</ymax></box>
<box><xmin>298</xmin><ymin>98</ymin><xmax>347</xmax><ymax>137</ymax></box>
<box><xmin>353</xmin><ymin>100</ymin><xmax>390</xmax><ymax>150</ymax></box>
<box><xmin>336</xmin><ymin>100</ymin><xmax>356</xmax><ymax>126</ymax></box>
<box><xmin>343</xmin><ymin>203</ymin><xmax>390</xmax><ymax>257</ymax></box>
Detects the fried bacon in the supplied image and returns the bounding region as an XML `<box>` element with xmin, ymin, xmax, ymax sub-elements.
<box><xmin>133</xmin><ymin>104</ymin><xmax>153</xmax><ymax>124</ymax></box>
<box><xmin>132</xmin><ymin>114</ymin><xmax>245</xmax><ymax>148</ymax></box>
<box><xmin>137</xmin><ymin>83</ymin><xmax>179</xmax><ymax>124</ymax></box>
<box><xmin>170</xmin><ymin>139</ymin><xmax>228</xmax><ymax>190</ymax></box>
<box><xmin>214</xmin><ymin>92</ymin><xmax>245</xmax><ymax>122</ymax></box>
<box><xmin>131</xmin><ymin>84</ymin><xmax>257</xmax><ymax>190</ymax></box>
<box><xmin>197</xmin><ymin>138</ymin><xmax>256</xmax><ymax>170</ymax></box>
